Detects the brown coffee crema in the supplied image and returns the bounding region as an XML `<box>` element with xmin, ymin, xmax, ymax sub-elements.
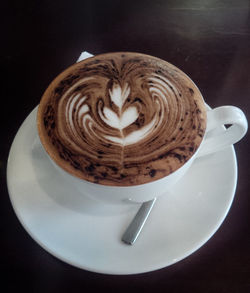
<box><xmin>37</xmin><ymin>52</ymin><xmax>207</xmax><ymax>186</ymax></box>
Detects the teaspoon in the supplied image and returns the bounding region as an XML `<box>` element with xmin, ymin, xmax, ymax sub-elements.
<box><xmin>122</xmin><ymin>198</ymin><xmax>156</xmax><ymax>245</ymax></box>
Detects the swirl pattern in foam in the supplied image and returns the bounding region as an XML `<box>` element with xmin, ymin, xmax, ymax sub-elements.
<box><xmin>37</xmin><ymin>52</ymin><xmax>207</xmax><ymax>186</ymax></box>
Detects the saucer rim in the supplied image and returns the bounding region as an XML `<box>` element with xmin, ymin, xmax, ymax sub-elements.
<box><xmin>6</xmin><ymin>106</ymin><xmax>238</xmax><ymax>275</ymax></box>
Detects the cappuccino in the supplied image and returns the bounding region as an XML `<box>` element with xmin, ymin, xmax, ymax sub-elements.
<box><xmin>37</xmin><ymin>52</ymin><xmax>206</xmax><ymax>186</ymax></box>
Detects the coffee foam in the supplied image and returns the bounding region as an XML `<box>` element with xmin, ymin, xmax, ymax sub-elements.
<box><xmin>37</xmin><ymin>52</ymin><xmax>207</xmax><ymax>186</ymax></box>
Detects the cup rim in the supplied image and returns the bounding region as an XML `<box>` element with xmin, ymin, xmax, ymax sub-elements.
<box><xmin>37</xmin><ymin>51</ymin><xmax>207</xmax><ymax>188</ymax></box>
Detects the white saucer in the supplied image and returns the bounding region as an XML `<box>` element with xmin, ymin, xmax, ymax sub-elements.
<box><xmin>7</xmin><ymin>107</ymin><xmax>237</xmax><ymax>275</ymax></box>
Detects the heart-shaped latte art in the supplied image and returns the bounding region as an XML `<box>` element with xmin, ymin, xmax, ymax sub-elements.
<box><xmin>38</xmin><ymin>53</ymin><xmax>206</xmax><ymax>186</ymax></box>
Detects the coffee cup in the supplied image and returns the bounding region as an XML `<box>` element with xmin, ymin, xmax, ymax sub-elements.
<box><xmin>37</xmin><ymin>52</ymin><xmax>248</xmax><ymax>204</ymax></box>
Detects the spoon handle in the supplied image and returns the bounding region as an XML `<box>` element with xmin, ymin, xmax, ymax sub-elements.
<box><xmin>122</xmin><ymin>198</ymin><xmax>156</xmax><ymax>245</ymax></box>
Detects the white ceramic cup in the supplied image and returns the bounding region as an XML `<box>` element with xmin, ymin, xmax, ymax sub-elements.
<box><xmin>40</xmin><ymin>52</ymin><xmax>248</xmax><ymax>205</ymax></box>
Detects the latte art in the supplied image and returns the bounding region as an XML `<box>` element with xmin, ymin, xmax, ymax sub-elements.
<box><xmin>38</xmin><ymin>52</ymin><xmax>207</xmax><ymax>186</ymax></box>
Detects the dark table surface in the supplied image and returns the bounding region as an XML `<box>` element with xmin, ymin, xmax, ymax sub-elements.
<box><xmin>1</xmin><ymin>0</ymin><xmax>250</xmax><ymax>292</ymax></box>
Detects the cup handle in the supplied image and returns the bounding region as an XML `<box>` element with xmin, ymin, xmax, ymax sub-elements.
<box><xmin>197</xmin><ymin>106</ymin><xmax>248</xmax><ymax>157</ymax></box>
